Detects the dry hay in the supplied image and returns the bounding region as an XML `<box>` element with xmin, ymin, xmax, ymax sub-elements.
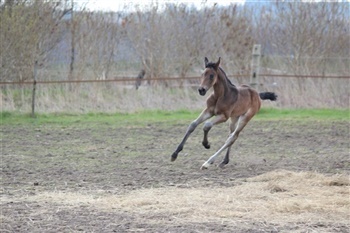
<box><xmin>17</xmin><ymin>170</ymin><xmax>350</xmax><ymax>227</ymax></box>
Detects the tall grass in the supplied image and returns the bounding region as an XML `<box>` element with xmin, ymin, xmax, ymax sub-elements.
<box><xmin>1</xmin><ymin>76</ymin><xmax>349</xmax><ymax>114</ymax></box>
<box><xmin>1</xmin><ymin>83</ymin><xmax>204</xmax><ymax>114</ymax></box>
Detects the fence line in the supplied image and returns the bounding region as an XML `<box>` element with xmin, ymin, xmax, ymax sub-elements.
<box><xmin>0</xmin><ymin>74</ymin><xmax>349</xmax><ymax>85</ymax></box>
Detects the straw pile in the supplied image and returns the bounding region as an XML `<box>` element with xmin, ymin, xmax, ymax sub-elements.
<box><xmin>23</xmin><ymin>170</ymin><xmax>349</xmax><ymax>226</ymax></box>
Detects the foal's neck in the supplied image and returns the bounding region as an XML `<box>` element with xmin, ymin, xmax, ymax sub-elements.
<box><xmin>213</xmin><ymin>68</ymin><xmax>236</xmax><ymax>98</ymax></box>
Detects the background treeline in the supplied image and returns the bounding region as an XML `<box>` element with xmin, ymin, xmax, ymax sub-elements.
<box><xmin>1</xmin><ymin>0</ymin><xmax>349</xmax><ymax>82</ymax></box>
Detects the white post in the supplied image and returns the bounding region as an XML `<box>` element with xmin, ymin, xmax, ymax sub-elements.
<box><xmin>250</xmin><ymin>44</ymin><xmax>261</xmax><ymax>90</ymax></box>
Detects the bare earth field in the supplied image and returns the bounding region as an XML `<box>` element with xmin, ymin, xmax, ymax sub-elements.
<box><xmin>1</xmin><ymin>118</ymin><xmax>349</xmax><ymax>232</ymax></box>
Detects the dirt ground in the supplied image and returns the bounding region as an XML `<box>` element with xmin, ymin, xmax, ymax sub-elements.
<box><xmin>1</xmin><ymin>118</ymin><xmax>349</xmax><ymax>232</ymax></box>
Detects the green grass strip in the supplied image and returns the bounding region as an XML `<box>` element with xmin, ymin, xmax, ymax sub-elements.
<box><xmin>1</xmin><ymin>108</ymin><xmax>349</xmax><ymax>126</ymax></box>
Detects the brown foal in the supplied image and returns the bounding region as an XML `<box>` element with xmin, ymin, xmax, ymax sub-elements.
<box><xmin>170</xmin><ymin>57</ymin><xmax>277</xmax><ymax>170</ymax></box>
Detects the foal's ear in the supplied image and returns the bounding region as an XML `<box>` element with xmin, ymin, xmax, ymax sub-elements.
<box><xmin>214</xmin><ymin>57</ymin><xmax>221</xmax><ymax>70</ymax></box>
<box><xmin>204</xmin><ymin>57</ymin><xmax>209</xmax><ymax>67</ymax></box>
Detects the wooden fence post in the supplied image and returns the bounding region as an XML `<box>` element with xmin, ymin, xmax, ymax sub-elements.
<box><xmin>31</xmin><ymin>61</ymin><xmax>38</xmax><ymax>118</ymax></box>
<box><xmin>250</xmin><ymin>44</ymin><xmax>261</xmax><ymax>90</ymax></box>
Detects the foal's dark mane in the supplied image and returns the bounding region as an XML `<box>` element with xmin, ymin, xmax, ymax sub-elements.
<box><xmin>205</xmin><ymin>62</ymin><xmax>236</xmax><ymax>88</ymax></box>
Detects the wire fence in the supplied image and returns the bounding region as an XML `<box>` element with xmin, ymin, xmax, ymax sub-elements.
<box><xmin>1</xmin><ymin>74</ymin><xmax>349</xmax><ymax>85</ymax></box>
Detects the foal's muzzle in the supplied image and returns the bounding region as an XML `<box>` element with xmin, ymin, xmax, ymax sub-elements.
<box><xmin>198</xmin><ymin>87</ymin><xmax>207</xmax><ymax>96</ymax></box>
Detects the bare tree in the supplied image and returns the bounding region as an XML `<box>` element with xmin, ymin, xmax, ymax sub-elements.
<box><xmin>123</xmin><ymin>3</ymin><xmax>255</xmax><ymax>84</ymax></box>
<box><xmin>0</xmin><ymin>0</ymin><xmax>71</xmax><ymax>82</ymax></box>
<box><xmin>72</xmin><ymin>10</ymin><xmax>123</xmax><ymax>80</ymax></box>
<box><xmin>125</xmin><ymin>5</ymin><xmax>169</xmax><ymax>81</ymax></box>
<box><xmin>208</xmin><ymin>4</ymin><xmax>254</xmax><ymax>74</ymax></box>
<box><xmin>256</xmin><ymin>1</ymin><xmax>349</xmax><ymax>75</ymax></box>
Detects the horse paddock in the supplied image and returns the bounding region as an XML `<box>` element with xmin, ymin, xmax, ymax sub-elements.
<box><xmin>1</xmin><ymin>119</ymin><xmax>349</xmax><ymax>232</ymax></box>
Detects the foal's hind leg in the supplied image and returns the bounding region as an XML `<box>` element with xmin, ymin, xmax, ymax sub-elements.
<box><xmin>219</xmin><ymin>116</ymin><xmax>239</xmax><ymax>168</ymax></box>
<box><xmin>202</xmin><ymin>114</ymin><xmax>228</xmax><ymax>149</ymax></box>
<box><xmin>201</xmin><ymin>112</ymin><xmax>254</xmax><ymax>170</ymax></box>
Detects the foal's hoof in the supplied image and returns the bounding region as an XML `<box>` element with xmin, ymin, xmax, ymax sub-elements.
<box><xmin>171</xmin><ymin>153</ymin><xmax>178</xmax><ymax>162</ymax></box>
<box><xmin>200</xmin><ymin>162</ymin><xmax>210</xmax><ymax>170</ymax></box>
<box><xmin>202</xmin><ymin>142</ymin><xmax>210</xmax><ymax>149</ymax></box>
<box><xmin>218</xmin><ymin>163</ymin><xmax>226</xmax><ymax>169</ymax></box>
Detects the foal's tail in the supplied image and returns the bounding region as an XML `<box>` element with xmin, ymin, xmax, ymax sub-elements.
<box><xmin>259</xmin><ymin>92</ymin><xmax>277</xmax><ymax>101</ymax></box>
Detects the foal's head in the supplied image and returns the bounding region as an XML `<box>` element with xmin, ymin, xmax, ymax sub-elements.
<box><xmin>198</xmin><ymin>57</ymin><xmax>221</xmax><ymax>96</ymax></box>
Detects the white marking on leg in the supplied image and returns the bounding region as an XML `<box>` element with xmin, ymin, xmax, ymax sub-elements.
<box><xmin>201</xmin><ymin>141</ymin><xmax>231</xmax><ymax>169</ymax></box>
<box><xmin>200</xmin><ymin>161</ymin><xmax>210</xmax><ymax>170</ymax></box>
<box><xmin>200</xmin><ymin>121</ymin><xmax>242</xmax><ymax>169</ymax></box>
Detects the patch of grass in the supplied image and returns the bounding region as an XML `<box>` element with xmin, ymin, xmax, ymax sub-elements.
<box><xmin>1</xmin><ymin>108</ymin><xmax>348</xmax><ymax>126</ymax></box>
<box><xmin>0</xmin><ymin>109</ymin><xmax>198</xmax><ymax>126</ymax></box>
<box><xmin>256</xmin><ymin>108</ymin><xmax>349</xmax><ymax>121</ymax></box>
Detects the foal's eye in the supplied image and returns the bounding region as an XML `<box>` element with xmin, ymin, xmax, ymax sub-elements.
<box><xmin>209</xmin><ymin>74</ymin><xmax>214</xmax><ymax>80</ymax></box>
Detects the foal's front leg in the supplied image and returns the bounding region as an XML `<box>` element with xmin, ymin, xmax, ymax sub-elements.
<box><xmin>171</xmin><ymin>109</ymin><xmax>213</xmax><ymax>161</ymax></box>
<box><xmin>202</xmin><ymin>114</ymin><xmax>228</xmax><ymax>149</ymax></box>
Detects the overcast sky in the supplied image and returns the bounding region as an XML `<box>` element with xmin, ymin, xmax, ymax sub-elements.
<box><xmin>76</xmin><ymin>0</ymin><xmax>246</xmax><ymax>12</ymax></box>
<box><xmin>75</xmin><ymin>0</ymin><xmax>349</xmax><ymax>12</ymax></box>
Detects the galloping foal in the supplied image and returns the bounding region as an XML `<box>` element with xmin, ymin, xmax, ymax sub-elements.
<box><xmin>171</xmin><ymin>57</ymin><xmax>277</xmax><ymax>170</ymax></box>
